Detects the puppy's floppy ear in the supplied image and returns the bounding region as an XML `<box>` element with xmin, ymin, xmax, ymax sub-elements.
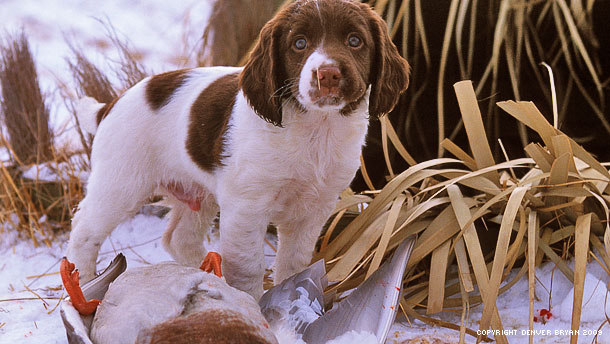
<box><xmin>367</xmin><ymin>8</ymin><xmax>410</xmax><ymax>118</ymax></box>
<box><xmin>239</xmin><ymin>18</ymin><xmax>284</xmax><ymax>127</ymax></box>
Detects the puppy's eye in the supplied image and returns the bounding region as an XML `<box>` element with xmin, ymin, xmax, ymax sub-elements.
<box><xmin>294</xmin><ymin>38</ymin><xmax>307</xmax><ymax>50</ymax></box>
<box><xmin>348</xmin><ymin>35</ymin><xmax>362</xmax><ymax>48</ymax></box>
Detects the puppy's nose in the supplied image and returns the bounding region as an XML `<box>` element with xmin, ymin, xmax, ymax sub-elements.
<box><xmin>317</xmin><ymin>66</ymin><xmax>342</xmax><ymax>88</ymax></box>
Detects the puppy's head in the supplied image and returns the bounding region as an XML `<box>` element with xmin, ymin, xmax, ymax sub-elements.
<box><xmin>240</xmin><ymin>0</ymin><xmax>410</xmax><ymax>126</ymax></box>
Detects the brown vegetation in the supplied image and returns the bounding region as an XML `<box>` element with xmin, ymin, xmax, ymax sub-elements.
<box><xmin>0</xmin><ymin>31</ymin><xmax>53</xmax><ymax>165</ymax></box>
<box><xmin>318</xmin><ymin>81</ymin><xmax>610</xmax><ymax>342</ymax></box>
<box><xmin>1</xmin><ymin>27</ymin><xmax>146</xmax><ymax>244</ymax></box>
<box><xmin>198</xmin><ymin>0</ymin><xmax>283</xmax><ymax>66</ymax></box>
<box><xmin>67</xmin><ymin>44</ymin><xmax>117</xmax><ymax>104</ymax></box>
<box><xmin>361</xmin><ymin>0</ymin><xmax>610</xmax><ymax>189</ymax></box>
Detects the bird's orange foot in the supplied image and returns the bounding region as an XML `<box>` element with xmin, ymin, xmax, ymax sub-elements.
<box><xmin>60</xmin><ymin>257</ymin><xmax>101</xmax><ymax>315</ymax></box>
<box><xmin>200</xmin><ymin>252</ymin><xmax>222</xmax><ymax>277</ymax></box>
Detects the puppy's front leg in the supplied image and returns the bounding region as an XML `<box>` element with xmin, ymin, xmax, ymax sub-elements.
<box><xmin>219</xmin><ymin>206</ymin><xmax>269</xmax><ymax>300</ymax></box>
<box><xmin>274</xmin><ymin>204</ymin><xmax>335</xmax><ymax>284</ymax></box>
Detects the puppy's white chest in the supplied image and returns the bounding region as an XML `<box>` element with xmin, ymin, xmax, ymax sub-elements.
<box><xmin>218</xmin><ymin>96</ymin><xmax>369</xmax><ymax>216</ymax></box>
<box><xmin>264</xmin><ymin>114</ymin><xmax>368</xmax><ymax>214</ymax></box>
<box><xmin>278</xmin><ymin>114</ymin><xmax>367</xmax><ymax>177</ymax></box>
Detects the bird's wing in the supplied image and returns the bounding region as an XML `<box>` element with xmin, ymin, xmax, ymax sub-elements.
<box><xmin>302</xmin><ymin>235</ymin><xmax>416</xmax><ymax>344</ymax></box>
<box><xmin>81</xmin><ymin>253</ymin><xmax>128</xmax><ymax>301</ymax></box>
<box><xmin>259</xmin><ymin>259</ymin><xmax>327</xmax><ymax>333</ymax></box>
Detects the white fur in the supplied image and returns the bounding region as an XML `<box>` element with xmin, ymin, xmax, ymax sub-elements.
<box><xmin>297</xmin><ymin>49</ymin><xmax>345</xmax><ymax>110</ymax></box>
<box><xmin>67</xmin><ymin>61</ymin><xmax>369</xmax><ymax>300</ymax></box>
<box><xmin>75</xmin><ymin>96</ymin><xmax>105</xmax><ymax>135</ymax></box>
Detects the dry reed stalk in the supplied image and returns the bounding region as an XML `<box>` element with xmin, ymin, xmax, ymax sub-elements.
<box><xmin>0</xmin><ymin>31</ymin><xmax>53</xmax><ymax>165</ymax></box>
<box><xmin>3</xmin><ymin>21</ymin><xmax>158</xmax><ymax>243</ymax></box>
<box><xmin>0</xmin><ymin>34</ymin><xmax>85</xmax><ymax>241</ymax></box>
<box><xmin>315</xmin><ymin>80</ymin><xmax>610</xmax><ymax>340</ymax></box>
<box><xmin>369</xmin><ymin>0</ymin><xmax>608</xmax><ymax>169</ymax></box>
<box><xmin>0</xmin><ymin>148</ymin><xmax>85</xmax><ymax>244</ymax></box>
<box><xmin>0</xmin><ymin>131</ymin><xmax>85</xmax><ymax>243</ymax></box>
<box><xmin>109</xmin><ymin>35</ymin><xmax>147</xmax><ymax>90</ymax></box>
<box><xmin>63</xmin><ymin>19</ymin><xmax>147</xmax><ymax>157</ymax></box>
<box><xmin>67</xmin><ymin>44</ymin><xmax>117</xmax><ymax>104</ymax></box>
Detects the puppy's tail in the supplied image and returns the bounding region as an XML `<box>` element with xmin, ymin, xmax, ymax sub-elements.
<box><xmin>75</xmin><ymin>97</ymin><xmax>105</xmax><ymax>135</ymax></box>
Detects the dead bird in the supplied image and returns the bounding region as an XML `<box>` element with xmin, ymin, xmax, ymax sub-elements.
<box><xmin>60</xmin><ymin>237</ymin><xmax>415</xmax><ymax>344</ymax></box>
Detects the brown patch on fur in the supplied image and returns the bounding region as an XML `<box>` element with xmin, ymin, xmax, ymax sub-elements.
<box><xmin>239</xmin><ymin>19</ymin><xmax>284</xmax><ymax>126</ymax></box>
<box><xmin>146</xmin><ymin>69</ymin><xmax>189</xmax><ymax>110</ymax></box>
<box><xmin>363</xmin><ymin>2</ymin><xmax>410</xmax><ymax>118</ymax></box>
<box><xmin>186</xmin><ymin>73</ymin><xmax>239</xmax><ymax>171</ymax></box>
<box><xmin>135</xmin><ymin>310</ymin><xmax>276</xmax><ymax>344</ymax></box>
<box><xmin>96</xmin><ymin>96</ymin><xmax>120</xmax><ymax>126</ymax></box>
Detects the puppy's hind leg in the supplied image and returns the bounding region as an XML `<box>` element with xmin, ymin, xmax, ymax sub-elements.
<box><xmin>66</xmin><ymin>174</ymin><xmax>154</xmax><ymax>283</ymax></box>
<box><xmin>162</xmin><ymin>194</ymin><xmax>218</xmax><ymax>267</ymax></box>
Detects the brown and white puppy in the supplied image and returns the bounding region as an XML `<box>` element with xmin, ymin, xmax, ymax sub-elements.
<box><xmin>67</xmin><ymin>0</ymin><xmax>409</xmax><ymax>299</ymax></box>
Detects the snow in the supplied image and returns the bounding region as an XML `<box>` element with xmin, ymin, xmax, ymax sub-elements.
<box><xmin>1</xmin><ymin>0</ymin><xmax>610</xmax><ymax>343</ymax></box>
<box><xmin>558</xmin><ymin>271</ymin><xmax>610</xmax><ymax>324</ymax></box>
<box><xmin>3</xmin><ymin>220</ymin><xmax>609</xmax><ymax>344</ymax></box>
<box><xmin>0</xmin><ymin>214</ymin><xmax>169</xmax><ymax>343</ymax></box>
<box><xmin>20</xmin><ymin>156</ymin><xmax>90</xmax><ymax>182</ymax></box>
<box><xmin>384</xmin><ymin>259</ymin><xmax>610</xmax><ymax>343</ymax></box>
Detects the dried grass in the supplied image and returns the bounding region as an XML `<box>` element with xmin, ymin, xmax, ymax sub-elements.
<box><xmin>370</xmin><ymin>0</ymin><xmax>608</xmax><ymax>166</ymax></box>
<box><xmin>0</xmin><ymin>23</ymin><xmax>147</xmax><ymax>242</ymax></box>
<box><xmin>0</xmin><ymin>31</ymin><xmax>53</xmax><ymax>165</ymax></box>
<box><xmin>107</xmin><ymin>33</ymin><xmax>147</xmax><ymax>89</ymax></box>
<box><xmin>62</xmin><ymin>20</ymin><xmax>147</xmax><ymax>158</ymax></box>
<box><xmin>317</xmin><ymin>81</ymin><xmax>610</xmax><ymax>342</ymax></box>
<box><xmin>87</xmin><ymin>18</ymin><xmax>147</xmax><ymax>89</ymax></box>
<box><xmin>1</xmin><ymin>20</ymin><xmax>150</xmax><ymax>244</ymax></box>
<box><xmin>66</xmin><ymin>43</ymin><xmax>117</xmax><ymax>104</ymax></box>
<box><xmin>0</xmin><ymin>32</ymin><xmax>82</xmax><ymax>243</ymax></box>
<box><xmin>0</xmin><ymin>35</ymin><xmax>93</xmax><ymax>243</ymax></box>
<box><xmin>0</xmin><ymin>145</ymin><xmax>86</xmax><ymax>246</ymax></box>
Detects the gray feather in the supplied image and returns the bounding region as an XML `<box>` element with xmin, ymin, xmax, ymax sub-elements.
<box><xmin>81</xmin><ymin>253</ymin><xmax>128</xmax><ymax>301</ymax></box>
<box><xmin>259</xmin><ymin>259</ymin><xmax>327</xmax><ymax>333</ymax></box>
<box><xmin>302</xmin><ymin>236</ymin><xmax>416</xmax><ymax>344</ymax></box>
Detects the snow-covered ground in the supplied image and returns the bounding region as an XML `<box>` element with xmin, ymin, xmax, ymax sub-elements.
<box><xmin>1</xmin><ymin>1</ymin><xmax>610</xmax><ymax>343</ymax></box>
<box><xmin>3</xmin><ymin>215</ymin><xmax>610</xmax><ymax>344</ymax></box>
<box><xmin>1</xmin><ymin>214</ymin><xmax>172</xmax><ymax>343</ymax></box>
